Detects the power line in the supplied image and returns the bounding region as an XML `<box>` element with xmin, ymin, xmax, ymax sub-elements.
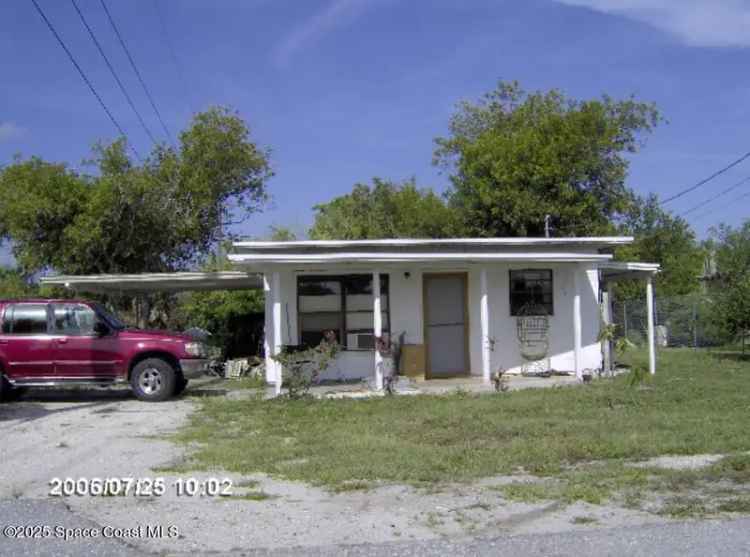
<box><xmin>691</xmin><ymin>189</ymin><xmax>750</xmax><ymax>222</ymax></box>
<box><xmin>153</xmin><ymin>0</ymin><xmax>194</xmax><ymax>117</ymax></box>
<box><xmin>70</xmin><ymin>0</ymin><xmax>158</xmax><ymax>146</ymax></box>
<box><xmin>29</xmin><ymin>0</ymin><xmax>140</xmax><ymax>161</ymax></box>
<box><xmin>662</xmin><ymin>150</ymin><xmax>750</xmax><ymax>204</ymax></box>
<box><xmin>99</xmin><ymin>0</ymin><xmax>174</xmax><ymax>145</ymax></box>
<box><xmin>681</xmin><ymin>175</ymin><xmax>750</xmax><ymax>217</ymax></box>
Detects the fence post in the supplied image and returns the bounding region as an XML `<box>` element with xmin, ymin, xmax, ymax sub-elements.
<box><xmin>622</xmin><ymin>301</ymin><xmax>628</xmax><ymax>340</ymax></box>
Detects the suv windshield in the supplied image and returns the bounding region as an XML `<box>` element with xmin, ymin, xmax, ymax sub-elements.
<box><xmin>93</xmin><ymin>303</ymin><xmax>126</xmax><ymax>330</ymax></box>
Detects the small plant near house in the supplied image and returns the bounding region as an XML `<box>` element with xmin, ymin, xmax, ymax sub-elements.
<box><xmin>272</xmin><ymin>330</ymin><xmax>340</xmax><ymax>399</ymax></box>
<box><xmin>492</xmin><ymin>367</ymin><xmax>509</xmax><ymax>392</ymax></box>
<box><xmin>626</xmin><ymin>363</ymin><xmax>651</xmax><ymax>388</ymax></box>
<box><xmin>376</xmin><ymin>334</ymin><xmax>401</xmax><ymax>395</ymax></box>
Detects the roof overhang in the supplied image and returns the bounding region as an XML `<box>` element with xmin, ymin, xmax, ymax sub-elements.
<box><xmin>233</xmin><ymin>237</ymin><xmax>634</xmax><ymax>250</ymax></box>
<box><xmin>598</xmin><ymin>261</ymin><xmax>660</xmax><ymax>283</ymax></box>
<box><xmin>230</xmin><ymin>236</ymin><xmax>633</xmax><ymax>268</ymax></box>
<box><xmin>40</xmin><ymin>271</ymin><xmax>263</xmax><ymax>293</ymax></box>
<box><xmin>228</xmin><ymin>252</ymin><xmax>613</xmax><ymax>266</ymax></box>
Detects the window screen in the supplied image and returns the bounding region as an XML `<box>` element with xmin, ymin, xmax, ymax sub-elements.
<box><xmin>297</xmin><ymin>274</ymin><xmax>389</xmax><ymax>349</ymax></box>
<box><xmin>510</xmin><ymin>270</ymin><xmax>553</xmax><ymax>316</ymax></box>
<box><xmin>1</xmin><ymin>304</ymin><xmax>50</xmax><ymax>334</ymax></box>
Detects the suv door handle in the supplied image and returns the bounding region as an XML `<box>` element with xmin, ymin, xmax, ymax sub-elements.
<box><xmin>56</xmin><ymin>338</ymin><xmax>68</xmax><ymax>344</ymax></box>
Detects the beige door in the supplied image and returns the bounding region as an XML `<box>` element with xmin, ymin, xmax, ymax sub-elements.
<box><xmin>424</xmin><ymin>273</ymin><xmax>468</xmax><ymax>378</ymax></box>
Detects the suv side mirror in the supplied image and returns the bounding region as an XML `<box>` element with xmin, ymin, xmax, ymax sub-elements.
<box><xmin>93</xmin><ymin>321</ymin><xmax>110</xmax><ymax>337</ymax></box>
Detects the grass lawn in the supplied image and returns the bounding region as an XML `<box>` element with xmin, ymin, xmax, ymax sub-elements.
<box><xmin>175</xmin><ymin>348</ymin><xmax>750</xmax><ymax>498</ymax></box>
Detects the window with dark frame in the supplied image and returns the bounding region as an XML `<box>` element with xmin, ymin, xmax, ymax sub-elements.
<box><xmin>509</xmin><ymin>270</ymin><xmax>553</xmax><ymax>316</ymax></box>
<box><xmin>297</xmin><ymin>274</ymin><xmax>390</xmax><ymax>350</ymax></box>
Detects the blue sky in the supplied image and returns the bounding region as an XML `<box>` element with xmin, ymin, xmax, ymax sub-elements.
<box><xmin>2</xmin><ymin>0</ymin><xmax>750</xmax><ymax>266</ymax></box>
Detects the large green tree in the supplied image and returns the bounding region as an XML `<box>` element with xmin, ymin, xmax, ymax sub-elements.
<box><xmin>616</xmin><ymin>193</ymin><xmax>704</xmax><ymax>298</ymax></box>
<box><xmin>309</xmin><ymin>177</ymin><xmax>456</xmax><ymax>239</ymax></box>
<box><xmin>0</xmin><ymin>107</ymin><xmax>271</xmax><ymax>275</ymax></box>
<box><xmin>435</xmin><ymin>81</ymin><xmax>662</xmax><ymax>237</ymax></box>
<box><xmin>709</xmin><ymin>221</ymin><xmax>750</xmax><ymax>339</ymax></box>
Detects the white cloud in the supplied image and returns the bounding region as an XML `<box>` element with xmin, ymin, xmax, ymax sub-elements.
<box><xmin>554</xmin><ymin>0</ymin><xmax>750</xmax><ymax>47</ymax></box>
<box><xmin>272</xmin><ymin>0</ymin><xmax>379</xmax><ymax>67</ymax></box>
<box><xmin>0</xmin><ymin>122</ymin><xmax>26</xmax><ymax>143</ymax></box>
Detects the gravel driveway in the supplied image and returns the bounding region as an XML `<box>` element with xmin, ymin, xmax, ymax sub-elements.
<box><xmin>0</xmin><ymin>383</ymin><xmax>746</xmax><ymax>555</ymax></box>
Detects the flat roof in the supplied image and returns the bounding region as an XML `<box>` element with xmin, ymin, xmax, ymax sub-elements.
<box><xmin>40</xmin><ymin>271</ymin><xmax>263</xmax><ymax>293</ymax></box>
<box><xmin>233</xmin><ymin>237</ymin><xmax>634</xmax><ymax>250</ymax></box>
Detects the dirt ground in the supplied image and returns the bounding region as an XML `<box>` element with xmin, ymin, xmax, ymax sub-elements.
<box><xmin>0</xmin><ymin>381</ymin><xmax>685</xmax><ymax>554</ymax></box>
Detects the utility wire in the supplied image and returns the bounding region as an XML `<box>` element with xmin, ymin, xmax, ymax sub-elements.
<box><xmin>29</xmin><ymin>0</ymin><xmax>140</xmax><ymax>161</ymax></box>
<box><xmin>692</xmin><ymin>189</ymin><xmax>750</xmax><ymax>222</ymax></box>
<box><xmin>71</xmin><ymin>0</ymin><xmax>158</xmax><ymax>146</ymax></box>
<box><xmin>153</xmin><ymin>0</ymin><xmax>194</xmax><ymax>117</ymax></box>
<box><xmin>662</xmin><ymin>150</ymin><xmax>750</xmax><ymax>204</ymax></box>
<box><xmin>99</xmin><ymin>0</ymin><xmax>174</xmax><ymax>145</ymax></box>
<box><xmin>681</xmin><ymin>175</ymin><xmax>750</xmax><ymax>217</ymax></box>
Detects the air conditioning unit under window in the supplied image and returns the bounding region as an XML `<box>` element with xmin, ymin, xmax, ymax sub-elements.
<box><xmin>347</xmin><ymin>333</ymin><xmax>375</xmax><ymax>350</ymax></box>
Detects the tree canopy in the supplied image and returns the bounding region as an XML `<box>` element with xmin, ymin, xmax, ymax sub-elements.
<box><xmin>435</xmin><ymin>81</ymin><xmax>662</xmax><ymax>237</ymax></box>
<box><xmin>309</xmin><ymin>177</ymin><xmax>457</xmax><ymax>240</ymax></box>
<box><xmin>616</xmin><ymin>193</ymin><xmax>704</xmax><ymax>298</ymax></box>
<box><xmin>0</xmin><ymin>106</ymin><xmax>271</xmax><ymax>275</ymax></box>
<box><xmin>708</xmin><ymin>221</ymin><xmax>750</xmax><ymax>338</ymax></box>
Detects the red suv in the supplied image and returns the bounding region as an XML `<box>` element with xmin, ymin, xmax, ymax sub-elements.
<box><xmin>0</xmin><ymin>299</ymin><xmax>210</xmax><ymax>402</ymax></box>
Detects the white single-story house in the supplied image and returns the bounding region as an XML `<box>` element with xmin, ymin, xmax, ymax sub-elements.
<box><xmin>227</xmin><ymin>237</ymin><xmax>659</xmax><ymax>393</ymax></box>
<box><xmin>42</xmin><ymin>236</ymin><xmax>660</xmax><ymax>394</ymax></box>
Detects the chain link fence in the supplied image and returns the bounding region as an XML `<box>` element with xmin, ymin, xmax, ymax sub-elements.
<box><xmin>610</xmin><ymin>294</ymin><xmax>734</xmax><ymax>349</ymax></box>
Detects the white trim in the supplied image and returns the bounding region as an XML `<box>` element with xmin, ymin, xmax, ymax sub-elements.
<box><xmin>272</xmin><ymin>272</ymin><xmax>282</xmax><ymax>396</ymax></box>
<box><xmin>598</xmin><ymin>262</ymin><xmax>660</xmax><ymax>273</ymax></box>
<box><xmin>646</xmin><ymin>276</ymin><xmax>656</xmax><ymax>376</ymax></box>
<box><xmin>263</xmin><ymin>274</ymin><xmax>274</xmax><ymax>385</ymax></box>
<box><xmin>480</xmin><ymin>268</ymin><xmax>491</xmax><ymax>384</ymax></box>
<box><xmin>373</xmin><ymin>271</ymin><xmax>383</xmax><ymax>391</ymax></box>
<box><xmin>40</xmin><ymin>271</ymin><xmax>262</xmax><ymax>292</ymax></box>
<box><xmin>573</xmin><ymin>268</ymin><xmax>583</xmax><ymax>380</ymax></box>
<box><xmin>233</xmin><ymin>237</ymin><xmax>634</xmax><ymax>249</ymax></box>
<box><xmin>229</xmin><ymin>252</ymin><xmax>613</xmax><ymax>265</ymax></box>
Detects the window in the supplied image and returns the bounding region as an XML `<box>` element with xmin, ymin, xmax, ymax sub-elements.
<box><xmin>510</xmin><ymin>270</ymin><xmax>553</xmax><ymax>316</ymax></box>
<box><xmin>297</xmin><ymin>274</ymin><xmax>389</xmax><ymax>350</ymax></box>
<box><xmin>52</xmin><ymin>303</ymin><xmax>98</xmax><ymax>335</ymax></box>
<box><xmin>1</xmin><ymin>304</ymin><xmax>50</xmax><ymax>334</ymax></box>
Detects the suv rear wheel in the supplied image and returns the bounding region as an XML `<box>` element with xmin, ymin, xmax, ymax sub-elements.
<box><xmin>131</xmin><ymin>358</ymin><xmax>176</xmax><ymax>402</ymax></box>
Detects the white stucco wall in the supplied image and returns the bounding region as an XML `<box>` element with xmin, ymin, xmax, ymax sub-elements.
<box><xmin>264</xmin><ymin>263</ymin><xmax>602</xmax><ymax>382</ymax></box>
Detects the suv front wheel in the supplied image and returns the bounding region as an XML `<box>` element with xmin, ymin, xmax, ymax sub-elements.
<box><xmin>131</xmin><ymin>358</ymin><xmax>176</xmax><ymax>402</ymax></box>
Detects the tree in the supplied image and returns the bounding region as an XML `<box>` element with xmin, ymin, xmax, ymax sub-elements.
<box><xmin>709</xmin><ymin>221</ymin><xmax>750</xmax><ymax>339</ymax></box>
<box><xmin>435</xmin><ymin>81</ymin><xmax>662</xmax><ymax>237</ymax></box>
<box><xmin>615</xmin><ymin>193</ymin><xmax>704</xmax><ymax>298</ymax></box>
<box><xmin>0</xmin><ymin>268</ymin><xmax>34</xmax><ymax>299</ymax></box>
<box><xmin>0</xmin><ymin>106</ymin><xmax>271</xmax><ymax>275</ymax></box>
<box><xmin>309</xmin><ymin>177</ymin><xmax>457</xmax><ymax>239</ymax></box>
<box><xmin>176</xmin><ymin>225</ymin><xmax>296</xmax><ymax>355</ymax></box>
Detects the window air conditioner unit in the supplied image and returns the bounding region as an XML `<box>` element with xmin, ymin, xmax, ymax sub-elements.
<box><xmin>347</xmin><ymin>333</ymin><xmax>375</xmax><ymax>350</ymax></box>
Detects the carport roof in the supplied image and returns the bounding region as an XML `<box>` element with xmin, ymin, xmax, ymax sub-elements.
<box><xmin>598</xmin><ymin>261</ymin><xmax>660</xmax><ymax>282</ymax></box>
<box><xmin>40</xmin><ymin>271</ymin><xmax>263</xmax><ymax>293</ymax></box>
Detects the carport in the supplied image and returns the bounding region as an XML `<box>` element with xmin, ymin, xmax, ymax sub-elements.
<box><xmin>40</xmin><ymin>270</ymin><xmax>264</xmax><ymax>334</ymax></box>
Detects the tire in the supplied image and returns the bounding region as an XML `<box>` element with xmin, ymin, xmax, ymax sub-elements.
<box><xmin>130</xmin><ymin>358</ymin><xmax>176</xmax><ymax>402</ymax></box>
<box><xmin>173</xmin><ymin>377</ymin><xmax>189</xmax><ymax>396</ymax></box>
<box><xmin>0</xmin><ymin>373</ymin><xmax>23</xmax><ymax>403</ymax></box>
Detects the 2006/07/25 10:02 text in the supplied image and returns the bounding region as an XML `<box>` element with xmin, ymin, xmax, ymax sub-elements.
<box><xmin>49</xmin><ymin>477</ymin><xmax>233</xmax><ymax>497</ymax></box>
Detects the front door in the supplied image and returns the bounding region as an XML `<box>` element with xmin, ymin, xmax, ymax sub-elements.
<box><xmin>424</xmin><ymin>273</ymin><xmax>468</xmax><ymax>378</ymax></box>
<box><xmin>50</xmin><ymin>302</ymin><xmax>120</xmax><ymax>380</ymax></box>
